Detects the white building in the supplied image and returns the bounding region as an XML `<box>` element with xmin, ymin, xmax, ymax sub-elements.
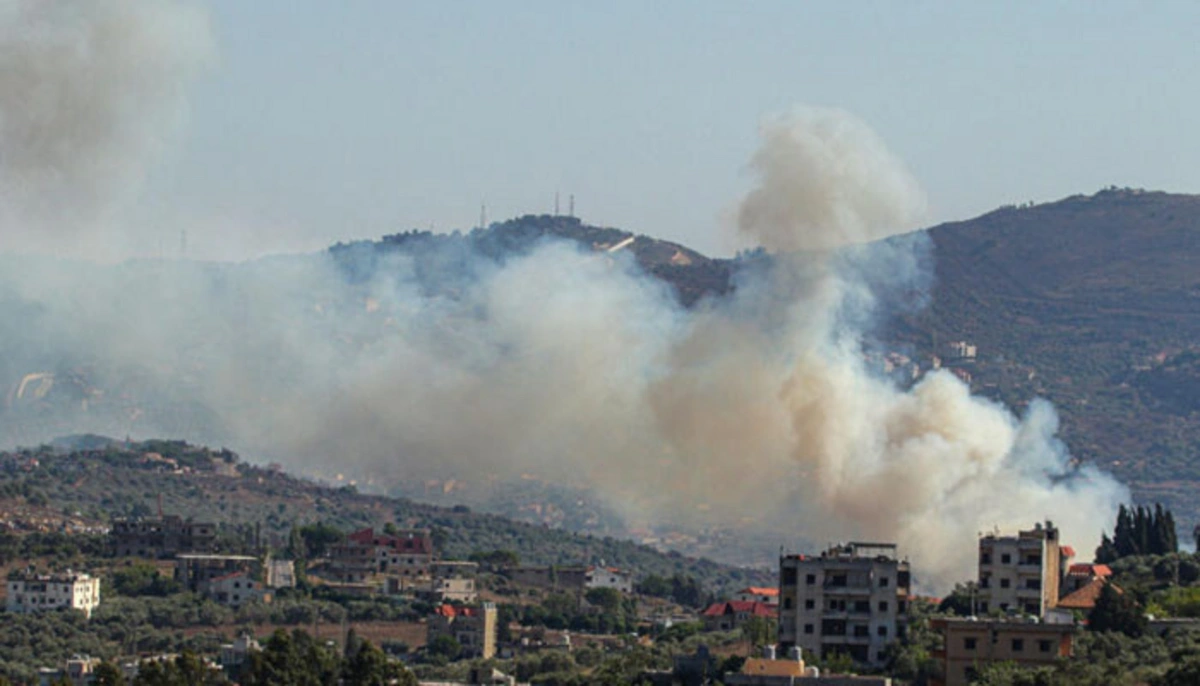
<box><xmin>585</xmin><ymin>566</ymin><xmax>633</xmax><ymax>594</ymax></box>
<box><xmin>977</xmin><ymin>521</ymin><xmax>1069</xmax><ymax>617</ymax></box>
<box><xmin>778</xmin><ymin>543</ymin><xmax>911</xmax><ymax>668</ymax></box>
<box><xmin>201</xmin><ymin>571</ymin><xmax>270</xmax><ymax>607</ymax></box>
<box><xmin>7</xmin><ymin>570</ymin><xmax>101</xmax><ymax>619</ymax></box>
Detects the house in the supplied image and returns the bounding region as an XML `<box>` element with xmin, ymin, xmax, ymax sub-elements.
<box><xmin>1062</xmin><ymin>563</ymin><xmax>1112</xmax><ymax>595</ymax></box>
<box><xmin>110</xmin><ymin>514</ymin><xmax>216</xmax><ymax>558</ymax></box>
<box><xmin>930</xmin><ymin>617</ymin><xmax>1074</xmax><ymax>686</ymax></box>
<box><xmin>329</xmin><ymin>528</ymin><xmax>434</xmax><ymax>582</ymax></box>
<box><xmin>429</xmin><ymin>561</ymin><xmax>480</xmax><ymax>603</ymax></box>
<box><xmin>200</xmin><ymin>570</ymin><xmax>270</xmax><ymax>607</ymax></box>
<box><xmin>585</xmin><ymin>566</ymin><xmax>633</xmax><ymax>593</ymax></box>
<box><xmin>37</xmin><ymin>655</ymin><xmax>99</xmax><ymax>686</ymax></box>
<box><xmin>7</xmin><ymin>569</ymin><xmax>101</xmax><ymax>618</ymax></box>
<box><xmin>1057</xmin><ymin>578</ymin><xmax>1120</xmax><ymax>612</ymax></box>
<box><xmin>778</xmin><ymin>543</ymin><xmax>911</xmax><ymax>668</ymax></box>
<box><xmin>219</xmin><ymin>633</ymin><xmax>261</xmax><ymax>671</ymax></box>
<box><xmin>428</xmin><ymin>603</ymin><xmax>498</xmax><ymax>659</ymax></box>
<box><xmin>175</xmin><ymin>553</ymin><xmax>260</xmax><ymax>592</ymax></box>
<box><xmin>505</xmin><ymin>564</ymin><xmax>632</xmax><ymax>594</ymax></box>
<box><xmin>265</xmin><ymin>559</ymin><xmax>297</xmax><ymax>589</ymax></box>
<box><xmin>977</xmin><ymin>522</ymin><xmax>1070</xmax><ymax>617</ymax></box>
<box><xmin>734</xmin><ymin>587</ymin><xmax>780</xmax><ymax>606</ymax></box>
<box><xmin>701</xmin><ymin>600</ymin><xmax>776</xmax><ymax>632</ymax></box>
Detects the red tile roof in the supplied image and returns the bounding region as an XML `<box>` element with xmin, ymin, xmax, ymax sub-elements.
<box><xmin>739</xmin><ymin>587</ymin><xmax>779</xmax><ymax>597</ymax></box>
<box><xmin>1068</xmin><ymin>563</ymin><xmax>1112</xmax><ymax>577</ymax></box>
<box><xmin>435</xmin><ymin>604</ymin><xmax>480</xmax><ymax>618</ymax></box>
<box><xmin>702</xmin><ymin>601</ymin><xmax>775</xmax><ymax>618</ymax></box>
<box><xmin>1058</xmin><ymin>579</ymin><xmax>1120</xmax><ymax>610</ymax></box>
<box><xmin>1061</xmin><ymin>546</ymin><xmax>1076</xmax><ymax>559</ymax></box>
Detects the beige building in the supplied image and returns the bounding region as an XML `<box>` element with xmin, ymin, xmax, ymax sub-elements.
<box><xmin>778</xmin><ymin>543</ymin><xmax>911</xmax><ymax>668</ymax></box>
<box><xmin>428</xmin><ymin>602</ymin><xmax>498</xmax><ymax>659</ymax></box>
<box><xmin>977</xmin><ymin>522</ymin><xmax>1069</xmax><ymax>617</ymax></box>
<box><xmin>7</xmin><ymin>570</ymin><xmax>101</xmax><ymax>618</ymax></box>
<box><xmin>931</xmin><ymin>617</ymin><xmax>1074</xmax><ymax>686</ymax></box>
<box><xmin>430</xmin><ymin>561</ymin><xmax>480</xmax><ymax>603</ymax></box>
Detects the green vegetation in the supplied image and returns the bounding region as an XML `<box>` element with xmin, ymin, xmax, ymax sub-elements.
<box><xmin>1096</xmin><ymin>504</ymin><xmax>1178</xmax><ymax>563</ymax></box>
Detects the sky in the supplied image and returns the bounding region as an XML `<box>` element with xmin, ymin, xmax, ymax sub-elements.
<box><xmin>131</xmin><ymin>1</ymin><xmax>1200</xmax><ymax>261</ymax></box>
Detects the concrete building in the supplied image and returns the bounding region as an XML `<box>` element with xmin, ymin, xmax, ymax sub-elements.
<box><xmin>430</xmin><ymin>561</ymin><xmax>480</xmax><ymax>603</ymax></box>
<box><xmin>110</xmin><ymin>514</ymin><xmax>216</xmax><ymax>558</ymax></box>
<box><xmin>778</xmin><ymin>543</ymin><xmax>911</xmax><ymax>668</ymax></box>
<box><xmin>201</xmin><ymin>570</ymin><xmax>270</xmax><ymax>607</ymax></box>
<box><xmin>506</xmin><ymin>564</ymin><xmax>632</xmax><ymax>594</ymax></box>
<box><xmin>428</xmin><ymin>603</ymin><xmax>498</xmax><ymax>659</ymax></box>
<box><xmin>7</xmin><ymin>570</ymin><xmax>101</xmax><ymax>618</ymax></box>
<box><xmin>585</xmin><ymin>566</ymin><xmax>633</xmax><ymax>594</ymax></box>
<box><xmin>37</xmin><ymin>655</ymin><xmax>100</xmax><ymax>686</ymax></box>
<box><xmin>931</xmin><ymin>617</ymin><xmax>1074</xmax><ymax>686</ymax></box>
<box><xmin>724</xmin><ymin>646</ymin><xmax>892</xmax><ymax>686</ymax></box>
<box><xmin>175</xmin><ymin>553</ymin><xmax>260</xmax><ymax>592</ymax></box>
<box><xmin>977</xmin><ymin>522</ymin><xmax>1069</xmax><ymax>617</ymax></box>
<box><xmin>265</xmin><ymin>559</ymin><xmax>297</xmax><ymax>589</ymax></box>
<box><xmin>701</xmin><ymin>600</ymin><xmax>776</xmax><ymax>632</ymax></box>
<box><xmin>330</xmin><ymin>527</ymin><xmax>434</xmax><ymax>582</ymax></box>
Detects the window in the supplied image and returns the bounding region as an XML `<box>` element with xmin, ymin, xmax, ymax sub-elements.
<box><xmin>1012</xmin><ymin>639</ymin><xmax>1024</xmax><ymax>652</ymax></box>
<box><xmin>1039</xmin><ymin>640</ymin><xmax>1052</xmax><ymax>653</ymax></box>
<box><xmin>784</xmin><ymin>597</ymin><xmax>793</xmax><ymax>610</ymax></box>
<box><xmin>879</xmin><ymin>576</ymin><xmax>889</xmax><ymax>588</ymax></box>
<box><xmin>979</xmin><ymin>602</ymin><xmax>989</xmax><ymax>613</ymax></box>
<box><xmin>1001</xmin><ymin>553</ymin><xmax>1012</xmax><ymax>564</ymax></box>
<box><xmin>878</xmin><ymin>601</ymin><xmax>888</xmax><ymax>612</ymax></box>
<box><xmin>877</xmin><ymin>625</ymin><xmax>887</xmax><ymax>637</ymax></box>
<box><xmin>853</xmin><ymin>625</ymin><xmax>869</xmax><ymax>637</ymax></box>
<box><xmin>782</xmin><ymin>568</ymin><xmax>797</xmax><ymax>585</ymax></box>
<box><xmin>980</xmin><ymin>552</ymin><xmax>992</xmax><ymax>565</ymax></box>
<box><xmin>804</xmin><ymin>624</ymin><xmax>814</xmax><ymax>635</ymax></box>
<box><xmin>805</xmin><ymin>574</ymin><xmax>816</xmax><ymax>586</ymax></box>
<box><xmin>805</xmin><ymin>599</ymin><xmax>814</xmax><ymax>610</ymax></box>
<box><xmin>1000</xmin><ymin>578</ymin><xmax>1011</xmax><ymax>589</ymax></box>
<box><xmin>964</xmin><ymin>637</ymin><xmax>977</xmax><ymax>650</ymax></box>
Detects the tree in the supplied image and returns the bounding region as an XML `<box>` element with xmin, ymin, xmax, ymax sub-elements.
<box><xmin>342</xmin><ymin>639</ymin><xmax>410</xmax><ymax>686</ymax></box>
<box><xmin>93</xmin><ymin>661</ymin><xmax>127</xmax><ymax>686</ymax></box>
<box><xmin>1155</xmin><ymin>657</ymin><xmax>1200</xmax><ymax>686</ymax></box>
<box><xmin>740</xmin><ymin>616</ymin><xmax>776</xmax><ymax>649</ymax></box>
<box><xmin>425</xmin><ymin>635</ymin><xmax>462</xmax><ymax>662</ymax></box>
<box><xmin>1088</xmin><ymin>583</ymin><xmax>1146</xmax><ymax>638</ymax></box>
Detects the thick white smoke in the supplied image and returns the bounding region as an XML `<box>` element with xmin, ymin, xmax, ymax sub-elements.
<box><xmin>0</xmin><ymin>5</ymin><xmax>1127</xmax><ymax>591</ymax></box>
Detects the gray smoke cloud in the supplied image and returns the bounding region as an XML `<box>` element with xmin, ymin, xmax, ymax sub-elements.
<box><xmin>0</xmin><ymin>5</ymin><xmax>1127</xmax><ymax>590</ymax></box>
<box><xmin>0</xmin><ymin>0</ymin><xmax>212</xmax><ymax>251</ymax></box>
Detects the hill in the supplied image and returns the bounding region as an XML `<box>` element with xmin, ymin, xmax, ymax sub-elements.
<box><xmin>900</xmin><ymin>188</ymin><xmax>1200</xmax><ymax>528</ymax></box>
<box><xmin>0</xmin><ymin>440</ymin><xmax>770</xmax><ymax>594</ymax></box>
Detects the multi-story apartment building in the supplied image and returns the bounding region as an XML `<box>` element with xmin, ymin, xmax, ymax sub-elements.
<box><xmin>329</xmin><ymin>527</ymin><xmax>434</xmax><ymax>582</ymax></box>
<box><xmin>427</xmin><ymin>603</ymin><xmax>498</xmax><ymax>659</ymax></box>
<box><xmin>778</xmin><ymin>543</ymin><xmax>911</xmax><ymax>667</ymax></box>
<box><xmin>931</xmin><ymin>617</ymin><xmax>1074</xmax><ymax>686</ymax></box>
<box><xmin>7</xmin><ymin>570</ymin><xmax>101</xmax><ymax>618</ymax></box>
<box><xmin>977</xmin><ymin>521</ymin><xmax>1069</xmax><ymax>617</ymax></box>
<box><xmin>110</xmin><ymin>514</ymin><xmax>216</xmax><ymax>558</ymax></box>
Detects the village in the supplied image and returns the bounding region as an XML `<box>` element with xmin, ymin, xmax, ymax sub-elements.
<box><xmin>3</xmin><ymin>500</ymin><xmax>1184</xmax><ymax>686</ymax></box>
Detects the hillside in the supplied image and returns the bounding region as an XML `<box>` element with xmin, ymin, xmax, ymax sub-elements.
<box><xmin>0</xmin><ymin>439</ymin><xmax>770</xmax><ymax>594</ymax></box>
<box><xmin>901</xmin><ymin>188</ymin><xmax>1200</xmax><ymax>527</ymax></box>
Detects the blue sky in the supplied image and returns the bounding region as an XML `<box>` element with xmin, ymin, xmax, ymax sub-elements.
<box><xmin>141</xmin><ymin>1</ymin><xmax>1200</xmax><ymax>259</ymax></box>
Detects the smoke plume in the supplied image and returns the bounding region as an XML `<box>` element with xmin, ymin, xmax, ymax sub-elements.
<box><xmin>0</xmin><ymin>7</ymin><xmax>1126</xmax><ymax>590</ymax></box>
<box><xmin>0</xmin><ymin>0</ymin><xmax>212</xmax><ymax>250</ymax></box>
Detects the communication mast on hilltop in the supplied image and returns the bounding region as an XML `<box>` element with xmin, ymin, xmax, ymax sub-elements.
<box><xmin>479</xmin><ymin>202</ymin><xmax>487</xmax><ymax>230</ymax></box>
<box><xmin>554</xmin><ymin>191</ymin><xmax>560</xmax><ymax>216</ymax></box>
<box><xmin>569</xmin><ymin>194</ymin><xmax>575</xmax><ymax>218</ymax></box>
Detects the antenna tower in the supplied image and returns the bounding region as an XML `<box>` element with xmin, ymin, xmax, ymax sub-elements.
<box><xmin>569</xmin><ymin>194</ymin><xmax>575</xmax><ymax>218</ymax></box>
<box><xmin>480</xmin><ymin>202</ymin><xmax>487</xmax><ymax>230</ymax></box>
<box><xmin>555</xmin><ymin>192</ymin><xmax>560</xmax><ymax>216</ymax></box>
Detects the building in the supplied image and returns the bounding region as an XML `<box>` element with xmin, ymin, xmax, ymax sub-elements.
<box><xmin>734</xmin><ymin>587</ymin><xmax>780</xmax><ymax>606</ymax></box>
<box><xmin>430</xmin><ymin>561</ymin><xmax>480</xmax><ymax>603</ymax></box>
<box><xmin>585</xmin><ymin>566</ymin><xmax>634</xmax><ymax>594</ymax></box>
<box><xmin>1057</xmin><ymin>578</ymin><xmax>1120</xmax><ymax>613</ymax></box>
<box><xmin>175</xmin><ymin>554</ymin><xmax>260</xmax><ymax>592</ymax></box>
<box><xmin>977</xmin><ymin>522</ymin><xmax>1069</xmax><ymax>617</ymax></box>
<box><xmin>110</xmin><ymin>514</ymin><xmax>216</xmax><ymax>558</ymax></box>
<box><xmin>701</xmin><ymin>600</ymin><xmax>777</xmax><ymax>632</ymax></box>
<box><xmin>219</xmin><ymin>633</ymin><xmax>261</xmax><ymax>672</ymax></box>
<box><xmin>1062</xmin><ymin>563</ymin><xmax>1112</xmax><ymax>595</ymax></box>
<box><xmin>200</xmin><ymin>570</ymin><xmax>270</xmax><ymax>607</ymax></box>
<box><xmin>37</xmin><ymin>655</ymin><xmax>100</xmax><ymax>686</ymax></box>
<box><xmin>725</xmin><ymin>646</ymin><xmax>892</xmax><ymax>686</ymax></box>
<box><xmin>265</xmin><ymin>559</ymin><xmax>297</xmax><ymax>589</ymax></box>
<box><xmin>7</xmin><ymin>569</ymin><xmax>101</xmax><ymax>618</ymax></box>
<box><xmin>428</xmin><ymin>603</ymin><xmax>498</xmax><ymax>659</ymax></box>
<box><xmin>505</xmin><ymin>564</ymin><xmax>632</xmax><ymax>594</ymax></box>
<box><xmin>930</xmin><ymin>617</ymin><xmax>1074</xmax><ymax>686</ymax></box>
<box><xmin>778</xmin><ymin>543</ymin><xmax>911</xmax><ymax>668</ymax></box>
<box><xmin>329</xmin><ymin>528</ymin><xmax>434</xmax><ymax>582</ymax></box>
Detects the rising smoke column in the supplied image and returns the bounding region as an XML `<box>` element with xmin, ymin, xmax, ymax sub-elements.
<box><xmin>642</xmin><ymin>107</ymin><xmax>1126</xmax><ymax>587</ymax></box>
<box><xmin>0</xmin><ymin>2</ymin><xmax>1126</xmax><ymax>591</ymax></box>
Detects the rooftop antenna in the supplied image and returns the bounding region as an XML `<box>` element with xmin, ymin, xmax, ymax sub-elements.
<box><xmin>479</xmin><ymin>202</ymin><xmax>487</xmax><ymax>230</ymax></box>
<box><xmin>569</xmin><ymin>194</ymin><xmax>575</xmax><ymax>218</ymax></box>
<box><xmin>555</xmin><ymin>191</ymin><xmax>560</xmax><ymax>216</ymax></box>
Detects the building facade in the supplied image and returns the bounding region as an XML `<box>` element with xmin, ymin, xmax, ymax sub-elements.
<box><xmin>110</xmin><ymin>515</ymin><xmax>216</xmax><ymax>558</ymax></box>
<box><xmin>977</xmin><ymin>522</ymin><xmax>1068</xmax><ymax>617</ymax></box>
<box><xmin>734</xmin><ymin>587</ymin><xmax>780</xmax><ymax>606</ymax></box>
<box><xmin>778</xmin><ymin>543</ymin><xmax>911</xmax><ymax>667</ymax></box>
<box><xmin>427</xmin><ymin>603</ymin><xmax>498</xmax><ymax>659</ymax></box>
<box><xmin>931</xmin><ymin>617</ymin><xmax>1074</xmax><ymax>686</ymax></box>
<box><xmin>329</xmin><ymin>528</ymin><xmax>434</xmax><ymax>582</ymax></box>
<box><xmin>7</xmin><ymin>570</ymin><xmax>101</xmax><ymax>618</ymax></box>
